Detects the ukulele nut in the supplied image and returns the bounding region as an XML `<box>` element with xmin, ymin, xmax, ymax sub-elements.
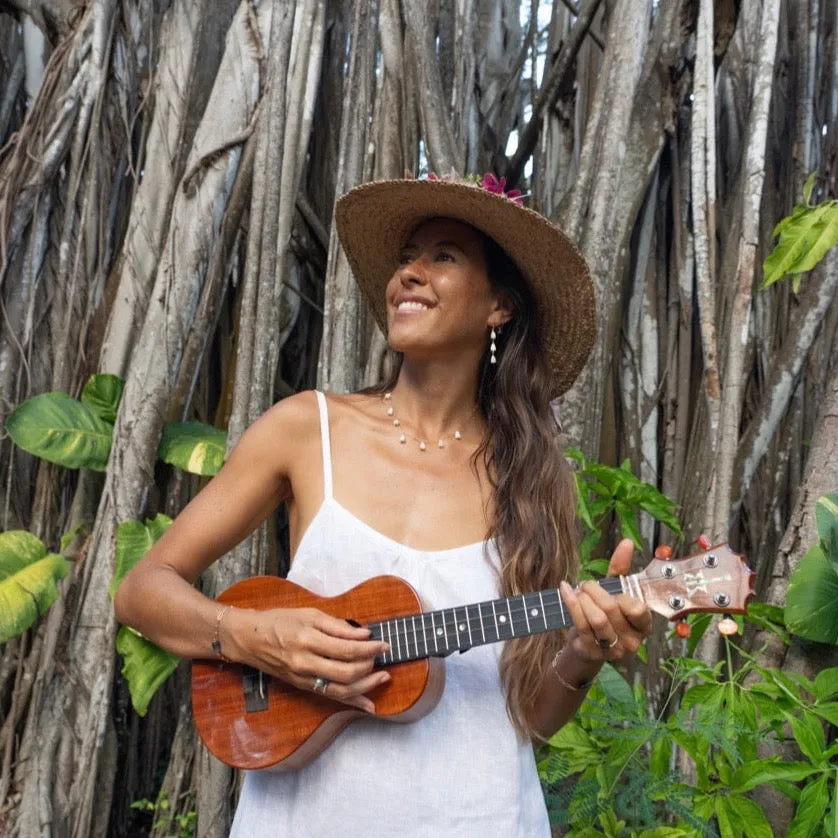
<box><xmin>714</xmin><ymin>592</ymin><xmax>731</xmax><ymax>607</ymax></box>
<box><xmin>704</xmin><ymin>553</ymin><xmax>718</xmax><ymax>568</ymax></box>
<box><xmin>662</xmin><ymin>564</ymin><xmax>675</xmax><ymax>579</ymax></box>
<box><xmin>669</xmin><ymin>595</ymin><xmax>685</xmax><ymax>610</ymax></box>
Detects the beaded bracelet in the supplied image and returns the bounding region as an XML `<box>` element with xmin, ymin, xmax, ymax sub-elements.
<box><xmin>211</xmin><ymin>605</ymin><xmax>234</xmax><ymax>662</ymax></box>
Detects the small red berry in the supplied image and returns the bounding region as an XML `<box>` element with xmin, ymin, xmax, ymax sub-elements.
<box><xmin>654</xmin><ymin>545</ymin><xmax>673</xmax><ymax>559</ymax></box>
<box><xmin>697</xmin><ymin>534</ymin><xmax>711</xmax><ymax>550</ymax></box>
<box><xmin>676</xmin><ymin>621</ymin><xmax>692</xmax><ymax>639</ymax></box>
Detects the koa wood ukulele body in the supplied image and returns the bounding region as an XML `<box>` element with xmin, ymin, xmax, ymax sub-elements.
<box><xmin>192</xmin><ymin>543</ymin><xmax>754</xmax><ymax>771</ymax></box>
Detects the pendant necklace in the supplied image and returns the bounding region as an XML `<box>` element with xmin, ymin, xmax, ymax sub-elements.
<box><xmin>382</xmin><ymin>392</ymin><xmax>478</xmax><ymax>451</ymax></box>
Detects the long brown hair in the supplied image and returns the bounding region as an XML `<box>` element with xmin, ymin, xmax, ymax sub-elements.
<box><xmin>368</xmin><ymin>231</ymin><xmax>579</xmax><ymax>740</ymax></box>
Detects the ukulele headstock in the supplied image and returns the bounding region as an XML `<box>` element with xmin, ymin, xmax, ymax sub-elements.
<box><xmin>635</xmin><ymin>543</ymin><xmax>755</xmax><ymax>621</ymax></box>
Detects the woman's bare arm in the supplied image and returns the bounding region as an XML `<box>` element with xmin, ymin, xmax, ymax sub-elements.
<box><xmin>113</xmin><ymin>392</ymin><xmax>390</xmax><ymax>712</ymax></box>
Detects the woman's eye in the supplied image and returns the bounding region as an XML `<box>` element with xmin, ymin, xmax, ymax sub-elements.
<box><xmin>398</xmin><ymin>252</ymin><xmax>413</xmax><ymax>265</ymax></box>
<box><xmin>436</xmin><ymin>250</ymin><xmax>455</xmax><ymax>262</ymax></box>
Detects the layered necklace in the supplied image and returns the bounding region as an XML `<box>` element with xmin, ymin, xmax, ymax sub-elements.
<box><xmin>382</xmin><ymin>392</ymin><xmax>478</xmax><ymax>451</ymax></box>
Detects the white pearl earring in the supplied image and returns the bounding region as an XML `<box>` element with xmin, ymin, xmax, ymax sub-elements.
<box><xmin>490</xmin><ymin>327</ymin><xmax>498</xmax><ymax>365</ymax></box>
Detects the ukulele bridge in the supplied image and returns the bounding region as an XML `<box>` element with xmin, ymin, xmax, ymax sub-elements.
<box><xmin>243</xmin><ymin>669</ymin><xmax>270</xmax><ymax>713</ymax></box>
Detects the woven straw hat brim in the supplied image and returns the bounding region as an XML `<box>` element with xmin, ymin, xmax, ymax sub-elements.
<box><xmin>334</xmin><ymin>179</ymin><xmax>596</xmax><ymax>397</ymax></box>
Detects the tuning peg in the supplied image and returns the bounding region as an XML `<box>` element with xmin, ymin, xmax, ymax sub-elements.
<box><xmin>718</xmin><ymin>615</ymin><xmax>739</xmax><ymax>636</ymax></box>
<box><xmin>654</xmin><ymin>544</ymin><xmax>673</xmax><ymax>560</ymax></box>
<box><xmin>697</xmin><ymin>534</ymin><xmax>711</xmax><ymax>550</ymax></box>
<box><xmin>676</xmin><ymin>620</ymin><xmax>691</xmax><ymax>639</ymax></box>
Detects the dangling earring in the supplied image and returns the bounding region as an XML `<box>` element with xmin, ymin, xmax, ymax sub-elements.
<box><xmin>490</xmin><ymin>327</ymin><xmax>499</xmax><ymax>365</ymax></box>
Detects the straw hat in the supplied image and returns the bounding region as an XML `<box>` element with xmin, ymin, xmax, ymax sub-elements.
<box><xmin>334</xmin><ymin>174</ymin><xmax>596</xmax><ymax>397</ymax></box>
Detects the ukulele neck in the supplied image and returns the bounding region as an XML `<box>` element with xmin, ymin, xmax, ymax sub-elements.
<box><xmin>369</xmin><ymin>575</ymin><xmax>640</xmax><ymax>665</ymax></box>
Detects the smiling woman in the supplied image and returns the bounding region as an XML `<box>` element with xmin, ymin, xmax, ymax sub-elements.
<box><xmin>113</xmin><ymin>173</ymin><xmax>653</xmax><ymax>837</ymax></box>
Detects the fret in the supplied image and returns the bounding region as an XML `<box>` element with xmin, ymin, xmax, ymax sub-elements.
<box><xmin>537</xmin><ymin>591</ymin><xmax>548</xmax><ymax>631</ymax></box>
<box><xmin>417</xmin><ymin>614</ymin><xmax>427</xmax><ymax>657</ymax></box>
<box><xmin>394</xmin><ymin>619</ymin><xmax>402</xmax><ymax>662</ymax></box>
<box><xmin>386</xmin><ymin>621</ymin><xmax>393</xmax><ymax>662</ymax></box>
<box><xmin>400</xmin><ymin>618</ymin><xmax>409</xmax><ymax>660</ymax></box>
<box><xmin>473</xmin><ymin>603</ymin><xmax>486</xmax><ymax>644</ymax></box>
<box><xmin>441</xmin><ymin>609</ymin><xmax>450</xmax><ymax>651</ymax></box>
<box><xmin>445</xmin><ymin>608</ymin><xmax>458</xmax><ymax>651</ymax></box>
<box><xmin>522</xmin><ymin>593</ymin><xmax>531</xmax><ymax>635</ymax></box>
<box><xmin>506</xmin><ymin>598</ymin><xmax>515</xmax><ymax>637</ymax></box>
<box><xmin>490</xmin><ymin>600</ymin><xmax>500</xmax><ymax>639</ymax></box>
<box><xmin>431</xmin><ymin>612</ymin><xmax>439</xmax><ymax>654</ymax></box>
<box><xmin>557</xmin><ymin>589</ymin><xmax>566</xmax><ymax>627</ymax></box>
<box><xmin>464</xmin><ymin>605</ymin><xmax>474</xmax><ymax>648</ymax></box>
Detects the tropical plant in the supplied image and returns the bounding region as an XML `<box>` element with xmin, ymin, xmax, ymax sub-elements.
<box><xmin>0</xmin><ymin>530</ymin><xmax>69</xmax><ymax>644</ymax></box>
<box><xmin>784</xmin><ymin>493</ymin><xmax>838</xmax><ymax>644</ymax></box>
<box><xmin>539</xmin><ymin>648</ymin><xmax>838</xmax><ymax>838</ymax></box>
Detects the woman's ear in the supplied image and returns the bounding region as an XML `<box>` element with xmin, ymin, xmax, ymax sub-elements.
<box><xmin>489</xmin><ymin>291</ymin><xmax>515</xmax><ymax>328</ymax></box>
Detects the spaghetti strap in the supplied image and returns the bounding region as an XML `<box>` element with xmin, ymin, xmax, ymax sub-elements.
<box><xmin>314</xmin><ymin>391</ymin><xmax>334</xmax><ymax>500</ymax></box>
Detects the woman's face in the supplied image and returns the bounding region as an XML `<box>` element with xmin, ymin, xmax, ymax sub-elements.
<box><xmin>385</xmin><ymin>218</ymin><xmax>507</xmax><ymax>359</ymax></box>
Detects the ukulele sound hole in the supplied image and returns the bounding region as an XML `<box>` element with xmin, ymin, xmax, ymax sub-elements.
<box><xmin>243</xmin><ymin>668</ymin><xmax>270</xmax><ymax>713</ymax></box>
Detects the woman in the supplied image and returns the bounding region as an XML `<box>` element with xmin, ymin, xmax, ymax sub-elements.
<box><xmin>114</xmin><ymin>173</ymin><xmax>653</xmax><ymax>836</ymax></box>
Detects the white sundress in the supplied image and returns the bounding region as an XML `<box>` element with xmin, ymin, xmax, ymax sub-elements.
<box><xmin>229</xmin><ymin>391</ymin><xmax>550</xmax><ymax>837</ymax></box>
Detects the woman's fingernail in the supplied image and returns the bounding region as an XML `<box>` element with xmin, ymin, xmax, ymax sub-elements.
<box><xmin>379</xmin><ymin>672</ymin><xmax>391</xmax><ymax>682</ymax></box>
<box><xmin>560</xmin><ymin>581</ymin><xmax>572</xmax><ymax>598</ymax></box>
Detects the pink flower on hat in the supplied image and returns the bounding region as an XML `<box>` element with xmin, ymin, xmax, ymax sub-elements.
<box><xmin>480</xmin><ymin>173</ymin><xmax>524</xmax><ymax>206</ymax></box>
<box><xmin>424</xmin><ymin>171</ymin><xmax>524</xmax><ymax>205</ymax></box>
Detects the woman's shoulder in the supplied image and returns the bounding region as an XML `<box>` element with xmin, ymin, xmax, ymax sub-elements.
<box><xmin>258</xmin><ymin>389</ymin><xmax>373</xmax><ymax>434</ymax></box>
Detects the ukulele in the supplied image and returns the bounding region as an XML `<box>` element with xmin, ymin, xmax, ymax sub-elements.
<box><xmin>192</xmin><ymin>542</ymin><xmax>754</xmax><ymax>771</ymax></box>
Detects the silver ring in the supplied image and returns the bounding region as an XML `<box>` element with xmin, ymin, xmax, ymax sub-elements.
<box><xmin>596</xmin><ymin>635</ymin><xmax>619</xmax><ymax>649</ymax></box>
<box><xmin>313</xmin><ymin>676</ymin><xmax>330</xmax><ymax>695</ymax></box>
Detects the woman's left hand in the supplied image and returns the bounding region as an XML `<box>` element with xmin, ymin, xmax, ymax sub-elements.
<box><xmin>560</xmin><ymin>538</ymin><xmax>653</xmax><ymax>663</ymax></box>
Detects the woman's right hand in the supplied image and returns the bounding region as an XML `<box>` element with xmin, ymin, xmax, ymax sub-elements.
<box><xmin>225</xmin><ymin>607</ymin><xmax>391</xmax><ymax>714</ymax></box>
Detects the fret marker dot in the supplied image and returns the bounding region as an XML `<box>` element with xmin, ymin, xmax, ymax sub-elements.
<box><xmin>531</xmin><ymin>608</ymin><xmax>539</xmax><ymax>617</ymax></box>
<box><xmin>499</xmin><ymin>615</ymin><xmax>507</xmax><ymax>624</ymax></box>
<box><xmin>436</xmin><ymin>628</ymin><xmax>444</xmax><ymax>636</ymax></box>
<box><xmin>459</xmin><ymin>623</ymin><xmax>465</xmax><ymax>631</ymax></box>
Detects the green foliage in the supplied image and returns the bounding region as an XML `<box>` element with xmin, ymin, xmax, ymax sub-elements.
<box><xmin>785</xmin><ymin>493</ymin><xmax>838</xmax><ymax>643</ymax></box>
<box><xmin>6</xmin><ymin>374</ymin><xmax>227</xmax><ymax>477</ymax></box>
<box><xmin>762</xmin><ymin>174</ymin><xmax>838</xmax><ymax>291</ymax></box>
<box><xmin>0</xmin><ymin>530</ymin><xmax>69</xmax><ymax>643</ymax></box>
<box><xmin>131</xmin><ymin>793</ymin><xmax>196</xmax><ymax>838</ymax></box>
<box><xmin>81</xmin><ymin>373</ymin><xmax>125</xmax><ymax>424</ymax></box>
<box><xmin>539</xmin><ymin>649</ymin><xmax>838</xmax><ymax>837</ymax></box>
<box><xmin>5</xmin><ymin>390</ymin><xmax>113</xmax><ymax>470</ymax></box>
<box><xmin>158</xmin><ymin>422</ymin><xmax>227</xmax><ymax>476</ymax></box>
<box><xmin>568</xmin><ymin>448</ymin><xmax>681</xmax><ymax>577</ymax></box>
<box><xmin>110</xmin><ymin>516</ymin><xmax>179</xmax><ymax>716</ymax></box>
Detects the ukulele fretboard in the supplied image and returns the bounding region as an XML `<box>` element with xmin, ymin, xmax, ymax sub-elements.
<box><xmin>368</xmin><ymin>576</ymin><xmax>634</xmax><ymax>665</ymax></box>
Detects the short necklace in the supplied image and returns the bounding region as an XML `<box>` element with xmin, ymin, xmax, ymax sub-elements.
<box><xmin>382</xmin><ymin>392</ymin><xmax>478</xmax><ymax>451</ymax></box>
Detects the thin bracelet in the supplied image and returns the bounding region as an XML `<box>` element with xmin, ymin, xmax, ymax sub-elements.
<box><xmin>551</xmin><ymin>650</ymin><xmax>594</xmax><ymax>692</ymax></box>
<box><xmin>211</xmin><ymin>605</ymin><xmax>234</xmax><ymax>663</ymax></box>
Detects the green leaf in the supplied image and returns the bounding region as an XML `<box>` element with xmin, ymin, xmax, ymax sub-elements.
<box><xmin>715</xmin><ymin>795</ymin><xmax>744</xmax><ymax>838</ymax></box>
<box><xmin>5</xmin><ymin>392</ymin><xmax>113</xmax><ymax>470</ymax></box>
<box><xmin>731</xmin><ymin>758</ymin><xmax>820</xmax><ymax>792</ymax></box>
<box><xmin>816</xmin><ymin>494</ymin><xmax>838</xmax><ymax>576</ymax></box>
<box><xmin>596</xmin><ymin>663</ymin><xmax>636</xmax><ymax>710</ymax></box>
<box><xmin>788</xmin><ymin>712</ymin><xmax>826</xmax><ymax>764</ymax></box>
<box><xmin>0</xmin><ymin>531</ymin><xmax>70</xmax><ymax>643</ymax></box>
<box><xmin>813</xmin><ymin>702</ymin><xmax>838</xmax><ymax>727</ymax></box>
<box><xmin>651</xmin><ymin>735</ymin><xmax>672</xmax><ymax>779</ymax></box>
<box><xmin>785</xmin><ymin>544</ymin><xmax>838</xmax><ymax>643</ymax></box>
<box><xmin>682</xmin><ymin>682</ymin><xmax>722</xmax><ymax>712</ymax></box>
<box><xmin>115</xmin><ymin>626</ymin><xmax>179</xmax><ymax>716</ymax></box>
<box><xmin>803</xmin><ymin>172</ymin><xmax>818</xmax><ymax>206</ymax></box>
<box><xmin>814</xmin><ymin>668</ymin><xmax>838</xmax><ymax>701</ymax></box>
<box><xmin>762</xmin><ymin>201</ymin><xmax>838</xmax><ymax>289</ymax></box>
<box><xmin>728</xmin><ymin>796</ymin><xmax>773</xmax><ymax>838</ymax></box>
<box><xmin>80</xmin><ymin>374</ymin><xmax>125</xmax><ymax>425</ymax></box>
<box><xmin>110</xmin><ymin>515</ymin><xmax>173</xmax><ymax>599</ymax></box>
<box><xmin>158</xmin><ymin>422</ymin><xmax>227</xmax><ymax>476</ymax></box>
<box><xmin>616</xmin><ymin>502</ymin><xmax>643</xmax><ymax>549</ymax></box>
<box><xmin>744</xmin><ymin>601</ymin><xmax>790</xmax><ymax>645</ymax></box>
<box><xmin>789</xmin><ymin>775</ymin><xmax>830</xmax><ymax>838</ymax></box>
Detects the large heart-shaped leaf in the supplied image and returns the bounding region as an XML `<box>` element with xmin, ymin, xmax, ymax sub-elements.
<box><xmin>109</xmin><ymin>514</ymin><xmax>173</xmax><ymax>599</ymax></box>
<box><xmin>816</xmin><ymin>493</ymin><xmax>838</xmax><ymax>576</ymax></box>
<box><xmin>762</xmin><ymin>201</ymin><xmax>838</xmax><ymax>289</ymax></box>
<box><xmin>115</xmin><ymin>626</ymin><xmax>179</xmax><ymax>716</ymax></box>
<box><xmin>81</xmin><ymin>374</ymin><xmax>125</xmax><ymax>425</ymax></box>
<box><xmin>5</xmin><ymin>392</ymin><xmax>113</xmax><ymax>470</ymax></box>
<box><xmin>158</xmin><ymin>422</ymin><xmax>227</xmax><ymax>476</ymax></box>
<box><xmin>785</xmin><ymin>544</ymin><xmax>838</xmax><ymax>643</ymax></box>
<box><xmin>0</xmin><ymin>531</ymin><xmax>69</xmax><ymax>643</ymax></box>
